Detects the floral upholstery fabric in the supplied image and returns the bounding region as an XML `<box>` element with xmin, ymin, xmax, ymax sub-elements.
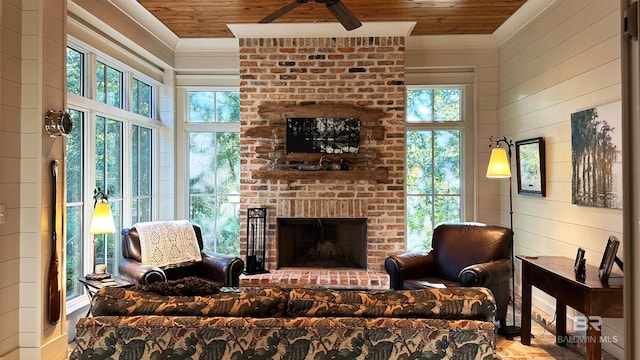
<box><xmin>72</xmin><ymin>286</ymin><xmax>496</xmax><ymax>360</ymax></box>
<box><xmin>71</xmin><ymin>315</ymin><xmax>495</xmax><ymax>360</ymax></box>
<box><xmin>287</xmin><ymin>287</ymin><xmax>496</xmax><ymax>321</ymax></box>
<box><xmin>91</xmin><ymin>286</ymin><xmax>288</xmax><ymax>317</ymax></box>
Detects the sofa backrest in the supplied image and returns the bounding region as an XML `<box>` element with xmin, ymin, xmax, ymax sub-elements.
<box><xmin>432</xmin><ymin>222</ymin><xmax>512</xmax><ymax>281</ymax></box>
<box><xmin>286</xmin><ymin>287</ymin><xmax>496</xmax><ymax>322</ymax></box>
<box><xmin>90</xmin><ymin>286</ymin><xmax>496</xmax><ymax>323</ymax></box>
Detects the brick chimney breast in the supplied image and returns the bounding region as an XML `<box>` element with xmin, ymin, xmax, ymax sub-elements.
<box><xmin>239</xmin><ymin>36</ymin><xmax>406</xmax><ymax>277</ymax></box>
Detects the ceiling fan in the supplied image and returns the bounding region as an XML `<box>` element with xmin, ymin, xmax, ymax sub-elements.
<box><xmin>259</xmin><ymin>0</ymin><xmax>362</xmax><ymax>31</ymax></box>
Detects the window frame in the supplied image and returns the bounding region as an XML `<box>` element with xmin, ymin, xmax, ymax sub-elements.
<box><xmin>65</xmin><ymin>39</ymin><xmax>162</xmax><ymax>314</ymax></box>
<box><xmin>176</xmin><ymin>87</ymin><xmax>241</xmax><ymax>254</ymax></box>
<box><xmin>405</xmin><ymin>79</ymin><xmax>476</xmax><ymax>251</ymax></box>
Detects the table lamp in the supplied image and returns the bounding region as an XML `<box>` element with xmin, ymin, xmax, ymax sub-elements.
<box><xmin>487</xmin><ymin>136</ymin><xmax>521</xmax><ymax>340</ymax></box>
<box><xmin>87</xmin><ymin>187</ymin><xmax>115</xmax><ymax>280</ymax></box>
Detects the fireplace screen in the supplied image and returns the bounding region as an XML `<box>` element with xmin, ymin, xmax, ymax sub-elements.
<box><xmin>277</xmin><ymin>218</ymin><xmax>367</xmax><ymax>269</ymax></box>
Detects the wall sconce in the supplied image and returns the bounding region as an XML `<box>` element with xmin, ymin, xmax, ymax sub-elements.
<box><xmin>87</xmin><ymin>187</ymin><xmax>115</xmax><ymax>280</ymax></box>
<box><xmin>44</xmin><ymin>110</ymin><xmax>72</xmax><ymax>138</ymax></box>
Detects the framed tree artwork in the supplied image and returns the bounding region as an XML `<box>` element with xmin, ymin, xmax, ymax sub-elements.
<box><xmin>515</xmin><ymin>137</ymin><xmax>546</xmax><ymax>197</ymax></box>
<box><xmin>571</xmin><ymin>102</ymin><xmax>622</xmax><ymax>209</ymax></box>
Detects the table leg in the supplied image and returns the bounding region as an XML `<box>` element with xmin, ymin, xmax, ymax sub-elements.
<box><xmin>585</xmin><ymin>322</ymin><xmax>601</xmax><ymax>360</ymax></box>
<box><xmin>555</xmin><ymin>300</ymin><xmax>567</xmax><ymax>346</ymax></box>
<box><xmin>521</xmin><ymin>275</ymin><xmax>532</xmax><ymax>345</ymax></box>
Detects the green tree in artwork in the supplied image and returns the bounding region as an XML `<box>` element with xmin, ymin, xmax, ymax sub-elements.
<box><xmin>571</xmin><ymin>107</ymin><xmax>620</xmax><ymax>208</ymax></box>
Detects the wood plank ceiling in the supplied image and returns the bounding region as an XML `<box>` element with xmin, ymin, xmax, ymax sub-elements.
<box><xmin>135</xmin><ymin>0</ymin><xmax>528</xmax><ymax>38</ymax></box>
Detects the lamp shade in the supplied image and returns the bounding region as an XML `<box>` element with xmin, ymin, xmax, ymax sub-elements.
<box><xmin>89</xmin><ymin>200</ymin><xmax>116</xmax><ymax>234</ymax></box>
<box><xmin>486</xmin><ymin>147</ymin><xmax>511</xmax><ymax>178</ymax></box>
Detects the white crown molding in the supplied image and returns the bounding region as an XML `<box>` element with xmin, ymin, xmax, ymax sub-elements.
<box><xmin>493</xmin><ymin>0</ymin><xmax>559</xmax><ymax>45</ymax></box>
<box><xmin>227</xmin><ymin>22</ymin><xmax>417</xmax><ymax>38</ymax></box>
<box><xmin>107</xmin><ymin>0</ymin><xmax>180</xmax><ymax>48</ymax></box>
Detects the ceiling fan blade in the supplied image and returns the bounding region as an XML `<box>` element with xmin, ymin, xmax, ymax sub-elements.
<box><xmin>259</xmin><ymin>0</ymin><xmax>307</xmax><ymax>24</ymax></box>
<box><xmin>325</xmin><ymin>1</ymin><xmax>362</xmax><ymax>31</ymax></box>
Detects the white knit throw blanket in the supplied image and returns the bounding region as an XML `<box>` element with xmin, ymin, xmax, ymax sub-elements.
<box><xmin>135</xmin><ymin>220</ymin><xmax>202</xmax><ymax>268</ymax></box>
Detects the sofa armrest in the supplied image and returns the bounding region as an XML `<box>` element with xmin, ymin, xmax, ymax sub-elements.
<box><xmin>118</xmin><ymin>257</ymin><xmax>166</xmax><ymax>285</ymax></box>
<box><xmin>201</xmin><ymin>253</ymin><xmax>245</xmax><ymax>287</ymax></box>
<box><xmin>458</xmin><ymin>258</ymin><xmax>512</xmax><ymax>287</ymax></box>
<box><xmin>384</xmin><ymin>251</ymin><xmax>435</xmax><ymax>290</ymax></box>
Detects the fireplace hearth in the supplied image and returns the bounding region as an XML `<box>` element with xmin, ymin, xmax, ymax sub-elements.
<box><xmin>277</xmin><ymin>218</ymin><xmax>367</xmax><ymax>269</ymax></box>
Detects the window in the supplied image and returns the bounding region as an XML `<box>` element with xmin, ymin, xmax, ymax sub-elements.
<box><xmin>66</xmin><ymin>48</ymin><xmax>84</xmax><ymax>96</ymax></box>
<box><xmin>406</xmin><ymin>86</ymin><xmax>467</xmax><ymax>251</ymax></box>
<box><xmin>65</xmin><ymin>42</ymin><xmax>158</xmax><ymax>306</ymax></box>
<box><xmin>95</xmin><ymin>116</ymin><xmax>123</xmax><ymax>275</ymax></box>
<box><xmin>65</xmin><ymin>109</ymin><xmax>84</xmax><ymax>300</ymax></box>
<box><xmin>132</xmin><ymin>125</ymin><xmax>152</xmax><ymax>223</ymax></box>
<box><xmin>96</xmin><ymin>61</ymin><xmax>123</xmax><ymax>108</ymax></box>
<box><xmin>186</xmin><ymin>90</ymin><xmax>240</xmax><ymax>255</ymax></box>
<box><xmin>132</xmin><ymin>79</ymin><xmax>152</xmax><ymax>117</ymax></box>
<box><xmin>188</xmin><ymin>91</ymin><xmax>239</xmax><ymax>123</ymax></box>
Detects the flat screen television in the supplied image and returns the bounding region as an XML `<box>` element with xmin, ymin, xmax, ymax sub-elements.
<box><xmin>286</xmin><ymin>117</ymin><xmax>360</xmax><ymax>154</ymax></box>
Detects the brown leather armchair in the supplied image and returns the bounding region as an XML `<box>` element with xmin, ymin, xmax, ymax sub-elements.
<box><xmin>118</xmin><ymin>223</ymin><xmax>245</xmax><ymax>287</ymax></box>
<box><xmin>384</xmin><ymin>222</ymin><xmax>513</xmax><ymax>327</ymax></box>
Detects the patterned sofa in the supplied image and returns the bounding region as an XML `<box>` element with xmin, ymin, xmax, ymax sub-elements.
<box><xmin>70</xmin><ymin>286</ymin><xmax>497</xmax><ymax>360</ymax></box>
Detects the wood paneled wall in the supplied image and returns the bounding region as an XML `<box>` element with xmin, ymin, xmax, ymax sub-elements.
<box><xmin>497</xmin><ymin>0</ymin><xmax>623</xmax><ymax>357</ymax></box>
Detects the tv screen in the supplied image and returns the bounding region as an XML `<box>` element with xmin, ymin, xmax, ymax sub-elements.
<box><xmin>286</xmin><ymin>117</ymin><xmax>360</xmax><ymax>154</ymax></box>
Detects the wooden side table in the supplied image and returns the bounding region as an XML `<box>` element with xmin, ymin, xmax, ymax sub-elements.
<box><xmin>79</xmin><ymin>276</ymin><xmax>134</xmax><ymax>316</ymax></box>
<box><xmin>517</xmin><ymin>255</ymin><xmax>623</xmax><ymax>360</ymax></box>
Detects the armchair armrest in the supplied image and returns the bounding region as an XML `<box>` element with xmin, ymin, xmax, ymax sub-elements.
<box><xmin>384</xmin><ymin>251</ymin><xmax>435</xmax><ymax>290</ymax></box>
<box><xmin>118</xmin><ymin>257</ymin><xmax>166</xmax><ymax>285</ymax></box>
<box><xmin>458</xmin><ymin>258</ymin><xmax>512</xmax><ymax>287</ymax></box>
<box><xmin>201</xmin><ymin>253</ymin><xmax>245</xmax><ymax>287</ymax></box>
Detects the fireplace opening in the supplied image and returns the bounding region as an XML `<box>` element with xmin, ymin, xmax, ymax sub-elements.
<box><xmin>277</xmin><ymin>218</ymin><xmax>367</xmax><ymax>269</ymax></box>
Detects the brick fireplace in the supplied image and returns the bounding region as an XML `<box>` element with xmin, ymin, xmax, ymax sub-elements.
<box><xmin>238</xmin><ymin>36</ymin><xmax>406</xmax><ymax>289</ymax></box>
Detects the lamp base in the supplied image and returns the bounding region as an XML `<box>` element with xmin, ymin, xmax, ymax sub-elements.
<box><xmin>85</xmin><ymin>272</ymin><xmax>110</xmax><ymax>281</ymax></box>
<box><xmin>498</xmin><ymin>325</ymin><xmax>521</xmax><ymax>340</ymax></box>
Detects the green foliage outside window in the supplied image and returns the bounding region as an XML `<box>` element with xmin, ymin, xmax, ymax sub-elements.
<box><xmin>95</xmin><ymin>116</ymin><xmax>123</xmax><ymax>275</ymax></box>
<box><xmin>189</xmin><ymin>91</ymin><xmax>240</xmax><ymax>123</ymax></box>
<box><xmin>66</xmin><ymin>48</ymin><xmax>83</xmax><ymax>96</ymax></box>
<box><xmin>188</xmin><ymin>91</ymin><xmax>240</xmax><ymax>255</ymax></box>
<box><xmin>406</xmin><ymin>88</ymin><xmax>463</xmax><ymax>251</ymax></box>
<box><xmin>96</xmin><ymin>61</ymin><xmax>122</xmax><ymax>108</ymax></box>
<box><xmin>132</xmin><ymin>79</ymin><xmax>152</xmax><ymax>117</ymax></box>
<box><xmin>65</xmin><ymin>109</ymin><xmax>83</xmax><ymax>300</ymax></box>
<box><xmin>407</xmin><ymin>88</ymin><xmax>461</xmax><ymax>122</ymax></box>
<box><xmin>132</xmin><ymin>126</ymin><xmax>152</xmax><ymax>223</ymax></box>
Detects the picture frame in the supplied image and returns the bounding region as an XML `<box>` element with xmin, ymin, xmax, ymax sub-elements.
<box><xmin>515</xmin><ymin>137</ymin><xmax>546</xmax><ymax>197</ymax></box>
<box><xmin>571</xmin><ymin>102</ymin><xmax>622</xmax><ymax>209</ymax></box>
<box><xmin>598</xmin><ymin>235</ymin><xmax>620</xmax><ymax>283</ymax></box>
<box><xmin>574</xmin><ymin>247</ymin><xmax>585</xmax><ymax>272</ymax></box>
